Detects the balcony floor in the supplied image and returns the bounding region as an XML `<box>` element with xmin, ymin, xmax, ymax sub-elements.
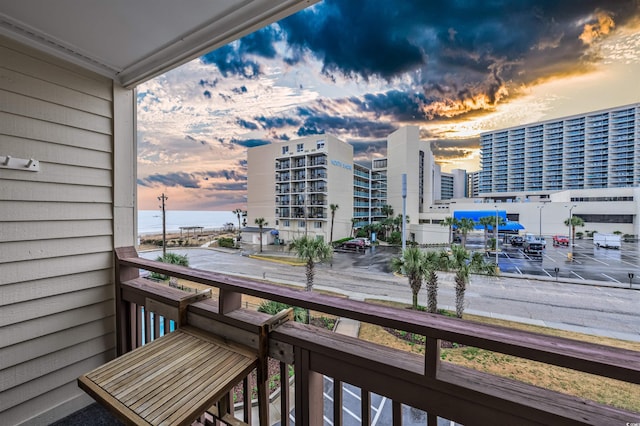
<box><xmin>51</xmin><ymin>403</ymin><xmax>123</xmax><ymax>426</ymax></box>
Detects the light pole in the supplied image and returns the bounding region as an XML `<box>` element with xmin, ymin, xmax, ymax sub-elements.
<box><xmin>401</xmin><ymin>174</ymin><xmax>407</xmax><ymax>251</ymax></box>
<box><xmin>494</xmin><ymin>205</ymin><xmax>499</xmax><ymax>271</ymax></box>
<box><xmin>567</xmin><ymin>204</ymin><xmax>577</xmax><ymax>261</ymax></box>
<box><xmin>538</xmin><ymin>205</ymin><xmax>544</xmax><ymax>239</ymax></box>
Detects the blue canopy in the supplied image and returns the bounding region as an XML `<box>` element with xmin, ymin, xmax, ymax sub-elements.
<box><xmin>452</xmin><ymin>210</ymin><xmax>524</xmax><ymax>231</ymax></box>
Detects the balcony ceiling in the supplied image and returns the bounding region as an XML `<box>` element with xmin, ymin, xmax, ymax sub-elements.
<box><xmin>0</xmin><ymin>0</ymin><xmax>316</xmax><ymax>87</ymax></box>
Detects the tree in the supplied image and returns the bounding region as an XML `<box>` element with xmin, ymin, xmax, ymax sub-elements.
<box><xmin>350</xmin><ymin>217</ymin><xmax>359</xmax><ymax>237</ymax></box>
<box><xmin>423</xmin><ymin>250</ymin><xmax>443</xmax><ymax>313</ymax></box>
<box><xmin>443</xmin><ymin>246</ymin><xmax>497</xmax><ymax>318</ymax></box>
<box><xmin>391</xmin><ymin>246</ymin><xmax>427</xmax><ymax>310</ymax></box>
<box><xmin>478</xmin><ymin>216</ymin><xmax>495</xmax><ymax>249</ymax></box>
<box><xmin>151</xmin><ymin>252</ymin><xmax>189</xmax><ymax>281</ymax></box>
<box><xmin>254</xmin><ymin>217</ymin><xmax>268</xmax><ymax>253</ymax></box>
<box><xmin>564</xmin><ymin>215</ymin><xmax>585</xmax><ymax>247</ymax></box>
<box><xmin>456</xmin><ymin>218</ymin><xmax>477</xmax><ymax>248</ymax></box>
<box><xmin>329</xmin><ymin>204</ymin><xmax>339</xmax><ymax>244</ymax></box>
<box><xmin>381</xmin><ymin>204</ymin><xmax>394</xmax><ymax>218</ymax></box>
<box><xmin>441</xmin><ymin>216</ymin><xmax>459</xmax><ymax>244</ymax></box>
<box><xmin>232</xmin><ymin>208</ymin><xmax>245</xmax><ymax>241</ymax></box>
<box><xmin>289</xmin><ymin>236</ymin><xmax>333</xmax><ymax>323</ymax></box>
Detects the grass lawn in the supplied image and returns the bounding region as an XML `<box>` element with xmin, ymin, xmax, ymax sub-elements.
<box><xmin>360</xmin><ymin>299</ymin><xmax>640</xmax><ymax>413</ymax></box>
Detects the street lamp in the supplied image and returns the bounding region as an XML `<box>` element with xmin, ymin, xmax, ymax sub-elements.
<box><xmin>537</xmin><ymin>205</ymin><xmax>544</xmax><ymax>239</ymax></box>
<box><xmin>567</xmin><ymin>204</ymin><xmax>577</xmax><ymax>261</ymax></box>
<box><xmin>494</xmin><ymin>205</ymin><xmax>499</xmax><ymax>271</ymax></box>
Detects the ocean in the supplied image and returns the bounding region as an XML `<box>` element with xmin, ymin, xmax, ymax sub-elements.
<box><xmin>138</xmin><ymin>210</ymin><xmax>238</xmax><ymax>235</ymax></box>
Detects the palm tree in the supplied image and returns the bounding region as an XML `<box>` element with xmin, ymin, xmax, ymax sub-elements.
<box><xmin>289</xmin><ymin>236</ymin><xmax>333</xmax><ymax>323</ymax></box>
<box><xmin>254</xmin><ymin>217</ymin><xmax>268</xmax><ymax>253</ymax></box>
<box><xmin>456</xmin><ymin>218</ymin><xmax>476</xmax><ymax>248</ymax></box>
<box><xmin>329</xmin><ymin>203</ymin><xmax>339</xmax><ymax>244</ymax></box>
<box><xmin>423</xmin><ymin>251</ymin><xmax>442</xmax><ymax>313</ymax></box>
<box><xmin>350</xmin><ymin>217</ymin><xmax>359</xmax><ymax>237</ymax></box>
<box><xmin>441</xmin><ymin>216</ymin><xmax>459</xmax><ymax>244</ymax></box>
<box><xmin>391</xmin><ymin>246</ymin><xmax>427</xmax><ymax>310</ymax></box>
<box><xmin>444</xmin><ymin>245</ymin><xmax>497</xmax><ymax>318</ymax></box>
<box><xmin>478</xmin><ymin>216</ymin><xmax>495</xmax><ymax>249</ymax></box>
<box><xmin>232</xmin><ymin>208</ymin><xmax>245</xmax><ymax>241</ymax></box>
<box><xmin>564</xmin><ymin>215</ymin><xmax>585</xmax><ymax>247</ymax></box>
<box><xmin>381</xmin><ymin>204</ymin><xmax>394</xmax><ymax>219</ymax></box>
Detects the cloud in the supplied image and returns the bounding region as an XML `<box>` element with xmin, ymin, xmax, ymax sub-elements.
<box><xmin>204</xmin><ymin>169</ymin><xmax>247</xmax><ymax>181</ymax></box>
<box><xmin>230</xmin><ymin>138</ymin><xmax>271</xmax><ymax>148</ymax></box>
<box><xmin>236</xmin><ymin>118</ymin><xmax>259</xmax><ymax>130</ymax></box>
<box><xmin>138</xmin><ymin>172</ymin><xmax>201</xmax><ymax>188</ymax></box>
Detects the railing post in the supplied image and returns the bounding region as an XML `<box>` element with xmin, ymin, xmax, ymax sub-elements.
<box><xmin>425</xmin><ymin>337</ymin><xmax>440</xmax><ymax>377</ymax></box>
<box><xmin>218</xmin><ymin>288</ymin><xmax>241</xmax><ymax>314</ymax></box>
<box><xmin>294</xmin><ymin>347</ymin><xmax>324</xmax><ymax>426</ymax></box>
<box><xmin>114</xmin><ymin>247</ymin><xmax>139</xmax><ymax>355</ymax></box>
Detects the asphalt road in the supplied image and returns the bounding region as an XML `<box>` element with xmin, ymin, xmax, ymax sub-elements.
<box><xmin>142</xmin><ymin>246</ymin><xmax>640</xmax><ymax>342</ymax></box>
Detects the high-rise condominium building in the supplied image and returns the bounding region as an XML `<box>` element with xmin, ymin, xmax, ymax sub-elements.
<box><xmin>479</xmin><ymin>103</ymin><xmax>640</xmax><ymax>193</ymax></box>
<box><xmin>246</xmin><ymin>127</ymin><xmax>462</xmax><ymax>243</ymax></box>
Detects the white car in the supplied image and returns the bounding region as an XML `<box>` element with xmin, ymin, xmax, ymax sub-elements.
<box><xmin>354</xmin><ymin>237</ymin><xmax>371</xmax><ymax>247</ymax></box>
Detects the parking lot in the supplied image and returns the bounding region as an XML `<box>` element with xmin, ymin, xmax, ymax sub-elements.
<box><xmin>332</xmin><ymin>236</ymin><xmax>640</xmax><ymax>286</ymax></box>
<box><xmin>489</xmin><ymin>237</ymin><xmax>640</xmax><ymax>284</ymax></box>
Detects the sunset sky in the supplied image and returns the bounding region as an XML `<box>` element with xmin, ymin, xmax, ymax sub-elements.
<box><xmin>137</xmin><ymin>0</ymin><xmax>640</xmax><ymax>211</ymax></box>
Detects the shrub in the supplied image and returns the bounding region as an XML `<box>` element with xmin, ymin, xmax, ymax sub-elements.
<box><xmin>388</xmin><ymin>231</ymin><xmax>402</xmax><ymax>245</ymax></box>
<box><xmin>217</xmin><ymin>237</ymin><xmax>236</xmax><ymax>248</ymax></box>
<box><xmin>258</xmin><ymin>301</ymin><xmax>307</xmax><ymax>323</ymax></box>
<box><xmin>150</xmin><ymin>252</ymin><xmax>189</xmax><ymax>281</ymax></box>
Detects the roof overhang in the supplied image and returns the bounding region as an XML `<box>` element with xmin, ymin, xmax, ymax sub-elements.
<box><xmin>0</xmin><ymin>0</ymin><xmax>317</xmax><ymax>88</ymax></box>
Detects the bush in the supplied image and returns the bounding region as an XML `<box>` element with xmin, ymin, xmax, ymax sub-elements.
<box><xmin>258</xmin><ymin>301</ymin><xmax>307</xmax><ymax>323</ymax></box>
<box><xmin>217</xmin><ymin>237</ymin><xmax>236</xmax><ymax>248</ymax></box>
<box><xmin>150</xmin><ymin>252</ymin><xmax>189</xmax><ymax>281</ymax></box>
<box><xmin>388</xmin><ymin>231</ymin><xmax>402</xmax><ymax>245</ymax></box>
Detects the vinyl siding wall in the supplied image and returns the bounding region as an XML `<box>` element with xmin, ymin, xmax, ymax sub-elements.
<box><xmin>0</xmin><ymin>36</ymin><xmax>126</xmax><ymax>425</ymax></box>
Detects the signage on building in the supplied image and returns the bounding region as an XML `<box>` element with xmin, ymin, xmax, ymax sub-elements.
<box><xmin>330</xmin><ymin>159</ymin><xmax>352</xmax><ymax>171</ymax></box>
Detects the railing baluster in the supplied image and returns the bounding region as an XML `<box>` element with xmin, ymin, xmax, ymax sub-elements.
<box><xmin>135</xmin><ymin>305</ymin><xmax>144</xmax><ymax>348</ymax></box>
<box><xmin>361</xmin><ymin>389</ymin><xmax>371</xmax><ymax>425</ymax></box>
<box><xmin>333</xmin><ymin>379</ymin><xmax>342</xmax><ymax>426</ymax></box>
<box><xmin>392</xmin><ymin>401</ymin><xmax>402</xmax><ymax>426</ymax></box>
<box><xmin>242</xmin><ymin>376</ymin><xmax>252</xmax><ymax>425</ymax></box>
<box><xmin>144</xmin><ymin>306</ymin><xmax>152</xmax><ymax>344</ymax></box>
<box><xmin>280</xmin><ymin>362</ymin><xmax>291</xmax><ymax>426</ymax></box>
<box><xmin>153</xmin><ymin>311</ymin><xmax>161</xmax><ymax>340</ymax></box>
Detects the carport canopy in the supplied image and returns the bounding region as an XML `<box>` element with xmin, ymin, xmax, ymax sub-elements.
<box><xmin>453</xmin><ymin>210</ymin><xmax>524</xmax><ymax>231</ymax></box>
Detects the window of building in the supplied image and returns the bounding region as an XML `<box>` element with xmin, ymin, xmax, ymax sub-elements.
<box><xmin>297</xmin><ymin>143</ymin><xmax>304</xmax><ymax>152</ymax></box>
<box><xmin>314</xmin><ymin>222</ymin><xmax>322</xmax><ymax>229</ymax></box>
<box><xmin>282</xmin><ymin>146</ymin><xmax>289</xmax><ymax>155</ymax></box>
<box><xmin>317</xmin><ymin>140</ymin><xmax>325</xmax><ymax>149</ymax></box>
<box><xmin>299</xmin><ymin>220</ymin><xmax>305</xmax><ymax>228</ymax></box>
<box><xmin>275</xmin><ymin>220</ymin><xmax>279</xmax><ymax>226</ymax></box>
<box><xmin>283</xmin><ymin>220</ymin><xmax>290</xmax><ymax>227</ymax></box>
<box><xmin>575</xmin><ymin>214</ymin><xmax>633</xmax><ymax>224</ymax></box>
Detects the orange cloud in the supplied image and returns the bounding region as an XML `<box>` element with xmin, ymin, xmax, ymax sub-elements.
<box><xmin>580</xmin><ymin>11</ymin><xmax>615</xmax><ymax>45</ymax></box>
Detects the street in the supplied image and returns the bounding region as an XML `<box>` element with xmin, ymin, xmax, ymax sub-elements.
<box><xmin>142</xmin><ymin>247</ymin><xmax>640</xmax><ymax>342</ymax></box>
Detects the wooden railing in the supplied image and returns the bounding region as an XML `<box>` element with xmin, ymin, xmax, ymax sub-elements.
<box><xmin>114</xmin><ymin>247</ymin><xmax>640</xmax><ymax>425</ymax></box>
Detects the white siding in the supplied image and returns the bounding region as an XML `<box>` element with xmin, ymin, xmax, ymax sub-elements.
<box><xmin>0</xmin><ymin>36</ymin><xmax>122</xmax><ymax>425</ymax></box>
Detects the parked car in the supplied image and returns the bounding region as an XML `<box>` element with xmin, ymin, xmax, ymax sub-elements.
<box><xmin>510</xmin><ymin>236</ymin><xmax>524</xmax><ymax>246</ymax></box>
<box><xmin>523</xmin><ymin>241</ymin><xmax>545</xmax><ymax>255</ymax></box>
<box><xmin>552</xmin><ymin>235</ymin><xmax>569</xmax><ymax>246</ymax></box>
<box><xmin>354</xmin><ymin>237</ymin><xmax>371</xmax><ymax>247</ymax></box>
<box><xmin>342</xmin><ymin>239</ymin><xmax>365</xmax><ymax>250</ymax></box>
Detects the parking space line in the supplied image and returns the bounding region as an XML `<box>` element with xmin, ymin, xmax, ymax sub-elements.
<box><xmin>324</xmin><ymin>392</ymin><xmax>334</xmax><ymax>402</ymax></box>
<box><xmin>602</xmin><ymin>273</ymin><xmax>621</xmax><ymax>283</ymax></box>
<box><xmin>343</xmin><ymin>406</ymin><xmax>361</xmax><ymax>421</ymax></box>
<box><xmin>541</xmin><ymin>268</ymin><xmax>552</xmax><ymax>277</ymax></box>
<box><xmin>588</xmin><ymin>257</ymin><xmax>609</xmax><ymax>266</ymax></box>
<box><xmin>571</xmin><ymin>271</ymin><xmax>585</xmax><ymax>280</ymax></box>
<box><xmin>324</xmin><ymin>415</ymin><xmax>333</xmax><ymax>425</ymax></box>
<box><xmin>371</xmin><ymin>397</ymin><xmax>387</xmax><ymax>425</ymax></box>
<box><xmin>543</xmin><ymin>254</ymin><xmax>556</xmax><ymax>262</ymax></box>
<box><xmin>620</xmin><ymin>259</ymin><xmax>638</xmax><ymax>267</ymax></box>
<box><xmin>515</xmin><ymin>265</ymin><xmax>522</xmax><ymax>274</ymax></box>
<box><xmin>344</xmin><ymin>387</ymin><xmax>360</xmax><ymax>400</ymax></box>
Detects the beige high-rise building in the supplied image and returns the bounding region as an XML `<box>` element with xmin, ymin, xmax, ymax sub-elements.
<box><xmin>247</xmin><ymin>135</ymin><xmax>354</xmax><ymax>243</ymax></box>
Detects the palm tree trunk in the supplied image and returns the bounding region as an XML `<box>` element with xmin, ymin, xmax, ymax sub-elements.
<box><xmin>455</xmin><ymin>273</ymin><xmax>465</xmax><ymax>318</ymax></box>
<box><xmin>426</xmin><ymin>271</ymin><xmax>438</xmax><ymax>313</ymax></box>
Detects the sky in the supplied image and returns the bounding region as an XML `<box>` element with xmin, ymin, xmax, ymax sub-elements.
<box><xmin>136</xmin><ymin>0</ymin><xmax>640</xmax><ymax>211</ymax></box>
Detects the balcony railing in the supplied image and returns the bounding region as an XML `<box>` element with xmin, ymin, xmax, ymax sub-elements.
<box><xmin>112</xmin><ymin>247</ymin><xmax>640</xmax><ymax>426</ymax></box>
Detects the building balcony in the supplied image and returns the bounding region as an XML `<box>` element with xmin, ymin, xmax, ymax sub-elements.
<box><xmin>91</xmin><ymin>251</ymin><xmax>621</xmax><ymax>424</ymax></box>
